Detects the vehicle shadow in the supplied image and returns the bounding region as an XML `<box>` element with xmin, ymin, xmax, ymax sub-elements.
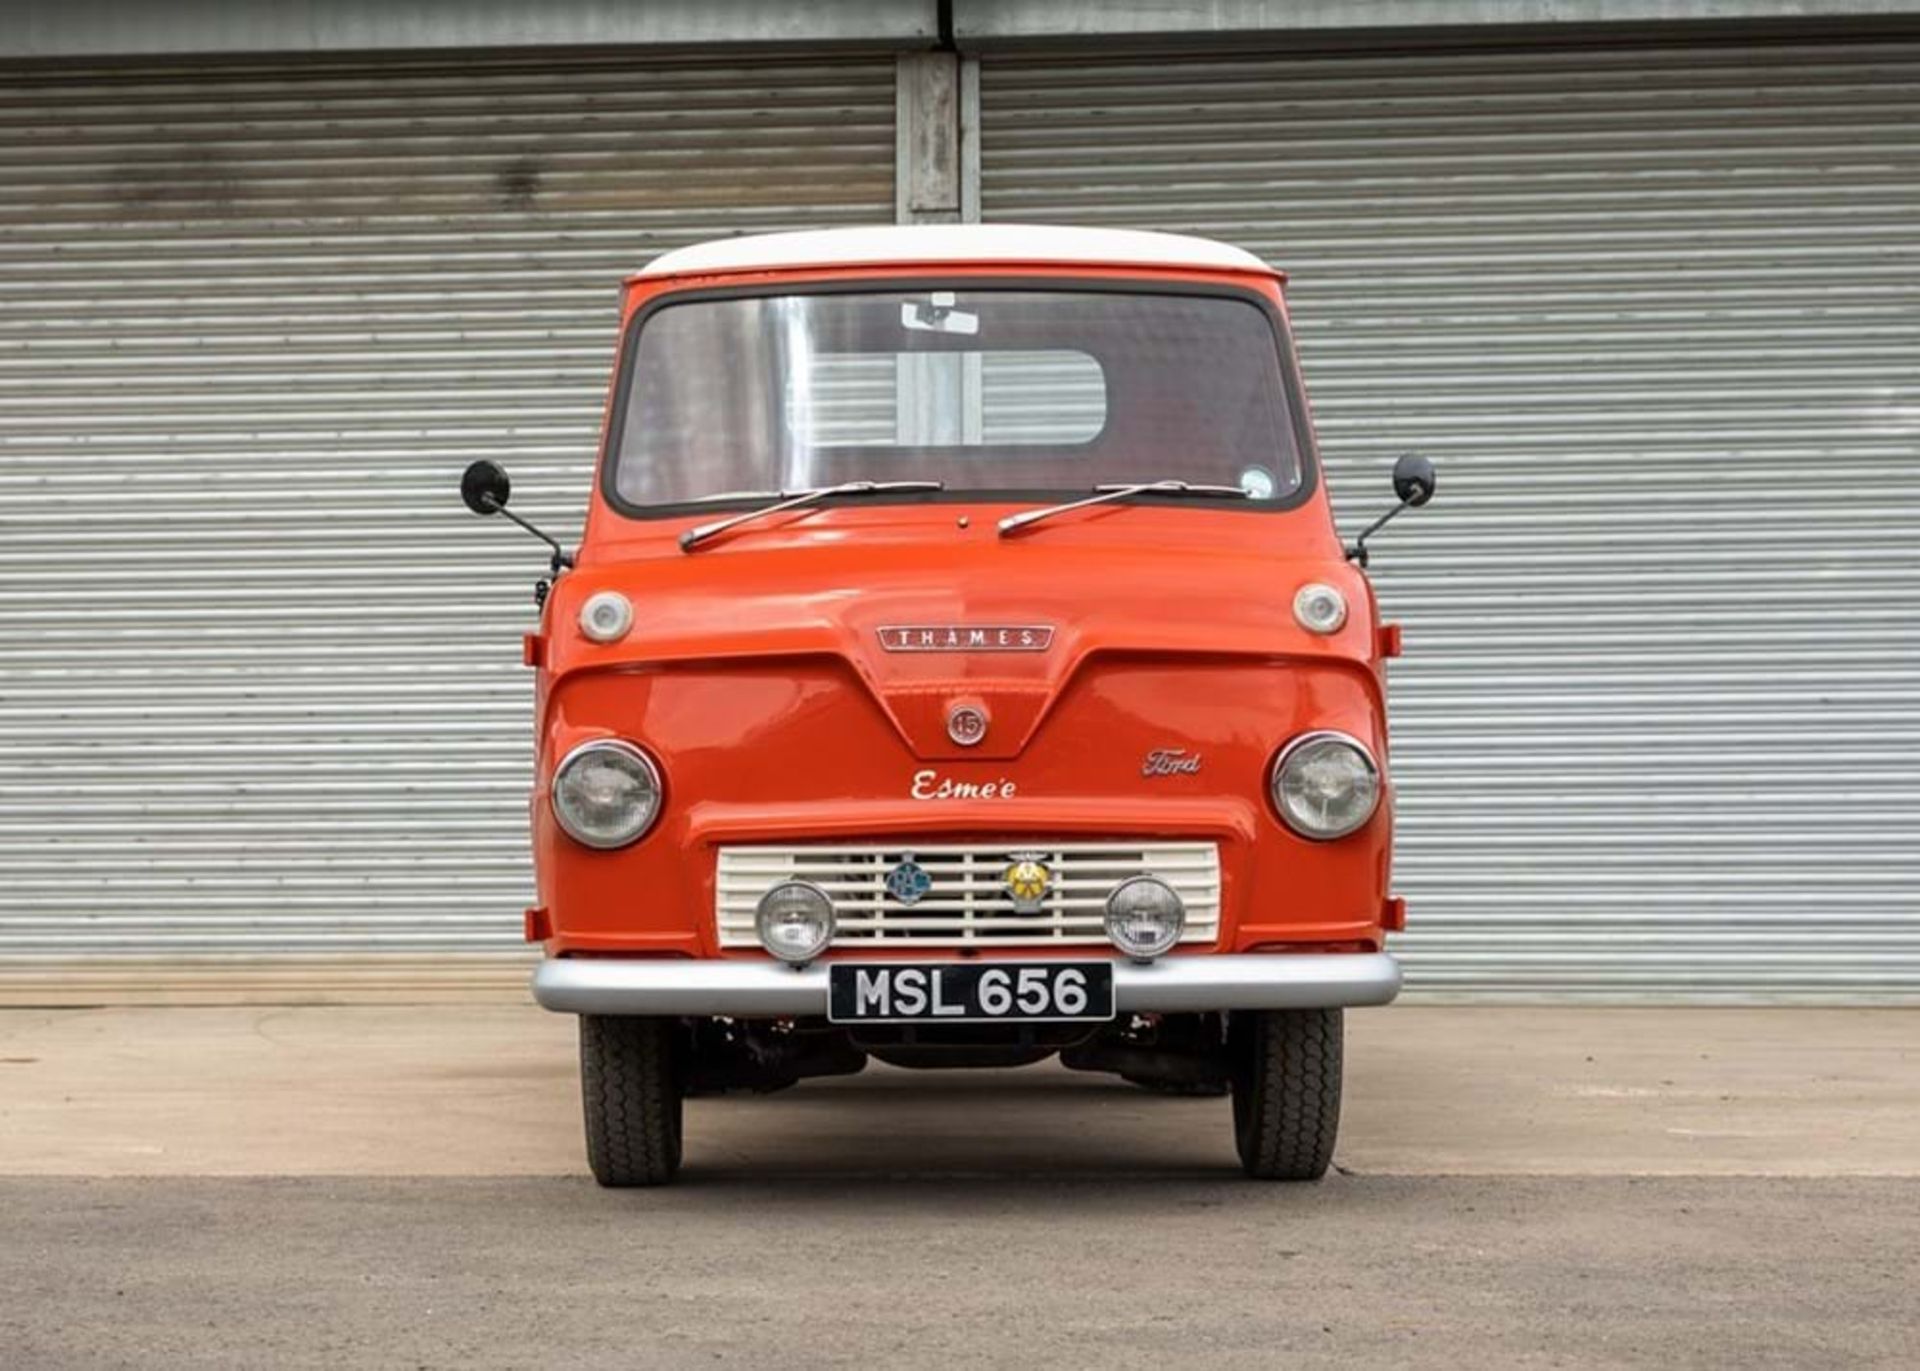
<box><xmin>674</xmin><ymin>1062</ymin><xmax>1254</xmax><ymax>1185</ymax></box>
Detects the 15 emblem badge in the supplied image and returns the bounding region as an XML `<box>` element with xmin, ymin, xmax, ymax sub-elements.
<box><xmin>946</xmin><ymin>701</ymin><xmax>989</xmax><ymax>747</ymax></box>
<box><xmin>1001</xmin><ymin>853</ymin><xmax>1053</xmax><ymax>914</ymax></box>
<box><xmin>884</xmin><ymin>856</ymin><xmax>933</xmax><ymax>907</ymax></box>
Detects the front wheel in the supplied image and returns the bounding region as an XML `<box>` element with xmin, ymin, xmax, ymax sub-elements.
<box><xmin>1230</xmin><ymin>1008</ymin><xmax>1343</xmax><ymax>1181</ymax></box>
<box><xmin>579</xmin><ymin>1015</ymin><xmax>684</xmax><ymax>1187</ymax></box>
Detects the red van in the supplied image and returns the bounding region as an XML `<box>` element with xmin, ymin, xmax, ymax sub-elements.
<box><xmin>461</xmin><ymin>225</ymin><xmax>1436</xmax><ymax>1186</ymax></box>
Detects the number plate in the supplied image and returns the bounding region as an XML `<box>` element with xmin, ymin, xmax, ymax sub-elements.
<box><xmin>827</xmin><ymin>962</ymin><xmax>1115</xmax><ymax>1025</ymax></box>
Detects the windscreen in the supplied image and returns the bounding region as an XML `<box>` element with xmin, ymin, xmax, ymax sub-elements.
<box><xmin>609</xmin><ymin>288</ymin><xmax>1303</xmax><ymax>509</ymax></box>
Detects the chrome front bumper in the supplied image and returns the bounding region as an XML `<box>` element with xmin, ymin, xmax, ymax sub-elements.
<box><xmin>532</xmin><ymin>952</ymin><xmax>1401</xmax><ymax>1017</ymax></box>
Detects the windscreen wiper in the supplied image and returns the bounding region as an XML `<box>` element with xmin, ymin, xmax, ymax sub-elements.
<box><xmin>679</xmin><ymin>481</ymin><xmax>944</xmax><ymax>552</ymax></box>
<box><xmin>997</xmin><ymin>480</ymin><xmax>1249</xmax><ymax>537</ymax></box>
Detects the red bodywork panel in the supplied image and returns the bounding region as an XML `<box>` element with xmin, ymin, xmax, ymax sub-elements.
<box><xmin>529</xmin><ymin>261</ymin><xmax>1397</xmax><ymax>960</ymax></box>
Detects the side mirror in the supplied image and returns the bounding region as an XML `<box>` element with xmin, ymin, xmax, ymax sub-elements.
<box><xmin>1347</xmin><ymin>452</ymin><xmax>1439</xmax><ymax>568</ymax></box>
<box><xmin>1392</xmin><ymin>453</ymin><xmax>1436</xmax><ymax>508</ymax></box>
<box><xmin>461</xmin><ymin>459</ymin><xmax>511</xmax><ymax>516</ymax></box>
<box><xmin>457</xmin><ymin>459</ymin><xmax>574</xmax><ymax>574</ymax></box>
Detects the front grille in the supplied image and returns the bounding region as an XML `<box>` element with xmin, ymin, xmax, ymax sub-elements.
<box><xmin>715</xmin><ymin>841</ymin><xmax>1221</xmax><ymax>949</ymax></box>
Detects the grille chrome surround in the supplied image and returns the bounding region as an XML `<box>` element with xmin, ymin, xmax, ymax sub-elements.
<box><xmin>716</xmin><ymin>841</ymin><xmax>1221</xmax><ymax>949</ymax></box>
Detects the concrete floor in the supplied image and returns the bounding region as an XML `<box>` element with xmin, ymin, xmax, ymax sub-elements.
<box><xmin>0</xmin><ymin>1004</ymin><xmax>1914</xmax><ymax>1177</ymax></box>
<box><xmin>4</xmin><ymin>1174</ymin><xmax>1914</xmax><ymax>1369</ymax></box>
<box><xmin>1</xmin><ymin>1006</ymin><xmax>1916</xmax><ymax>1368</ymax></box>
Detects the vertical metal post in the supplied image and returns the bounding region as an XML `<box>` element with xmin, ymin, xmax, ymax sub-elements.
<box><xmin>895</xmin><ymin>50</ymin><xmax>965</xmax><ymax>225</ymax></box>
<box><xmin>959</xmin><ymin>54</ymin><xmax>981</xmax><ymax>224</ymax></box>
<box><xmin>892</xmin><ymin>48</ymin><xmax>979</xmax><ymax>222</ymax></box>
<box><xmin>894</xmin><ymin>50</ymin><xmax>984</xmax><ymax>443</ymax></box>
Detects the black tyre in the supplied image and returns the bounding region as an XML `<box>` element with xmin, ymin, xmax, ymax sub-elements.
<box><xmin>579</xmin><ymin>1015</ymin><xmax>684</xmax><ymax>1187</ymax></box>
<box><xmin>1230</xmin><ymin>1008</ymin><xmax>1343</xmax><ymax>1181</ymax></box>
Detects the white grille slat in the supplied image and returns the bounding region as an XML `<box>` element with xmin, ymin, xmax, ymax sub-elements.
<box><xmin>718</xmin><ymin>876</ymin><xmax>1223</xmax><ymax>897</ymax></box>
<box><xmin>716</xmin><ymin>842</ymin><xmax>1220</xmax><ymax>949</ymax></box>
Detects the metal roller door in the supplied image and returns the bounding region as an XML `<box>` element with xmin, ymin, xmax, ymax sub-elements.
<box><xmin>0</xmin><ymin>51</ymin><xmax>895</xmax><ymax>1002</ymax></box>
<box><xmin>981</xmin><ymin>35</ymin><xmax>1920</xmax><ymax>999</ymax></box>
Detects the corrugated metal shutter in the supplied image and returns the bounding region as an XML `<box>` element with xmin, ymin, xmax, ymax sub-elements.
<box><xmin>0</xmin><ymin>51</ymin><xmax>895</xmax><ymax>1002</ymax></box>
<box><xmin>981</xmin><ymin>34</ymin><xmax>1920</xmax><ymax>1000</ymax></box>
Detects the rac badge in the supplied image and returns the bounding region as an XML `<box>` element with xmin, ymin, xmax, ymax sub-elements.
<box><xmin>878</xmin><ymin>624</ymin><xmax>1054</xmax><ymax>653</ymax></box>
<box><xmin>1001</xmin><ymin>853</ymin><xmax>1053</xmax><ymax>914</ymax></box>
<box><xmin>884</xmin><ymin>856</ymin><xmax>933</xmax><ymax>907</ymax></box>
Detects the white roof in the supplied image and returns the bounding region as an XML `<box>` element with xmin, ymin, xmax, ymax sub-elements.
<box><xmin>636</xmin><ymin>225</ymin><xmax>1275</xmax><ymax>280</ymax></box>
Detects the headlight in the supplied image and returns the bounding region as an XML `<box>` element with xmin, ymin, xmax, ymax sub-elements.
<box><xmin>579</xmin><ymin>590</ymin><xmax>633</xmax><ymax>643</ymax></box>
<box><xmin>755</xmin><ymin>881</ymin><xmax>836</xmax><ymax>964</ymax></box>
<box><xmin>1271</xmin><ymin>731</ymin><xmax>1381</xmax><ymax>840</ymax></box>
<box><xmin>1293</xmin><ymin>582</ymin><xmax>1347</xmax><ymax>634</ymax></box>
<box><xmin>550</xmin><ymin>739</ymin><xmax>662</xmax><ymax>848</ymax></box>
<box><xmin>1104</xmin><ymin>876</ymin><xmax>1186</xmax><ymax>961</ymax></box>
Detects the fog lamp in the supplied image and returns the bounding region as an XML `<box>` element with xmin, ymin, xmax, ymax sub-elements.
<box><xmin>1104</xmin><ymin>876</ymin><xmax>1186</xmax><ymax>961</ymax></box>
<box><xmin>755</xmin><ymin>881</ymin><xmax>836</xmax><ymax>964</ymax></box>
